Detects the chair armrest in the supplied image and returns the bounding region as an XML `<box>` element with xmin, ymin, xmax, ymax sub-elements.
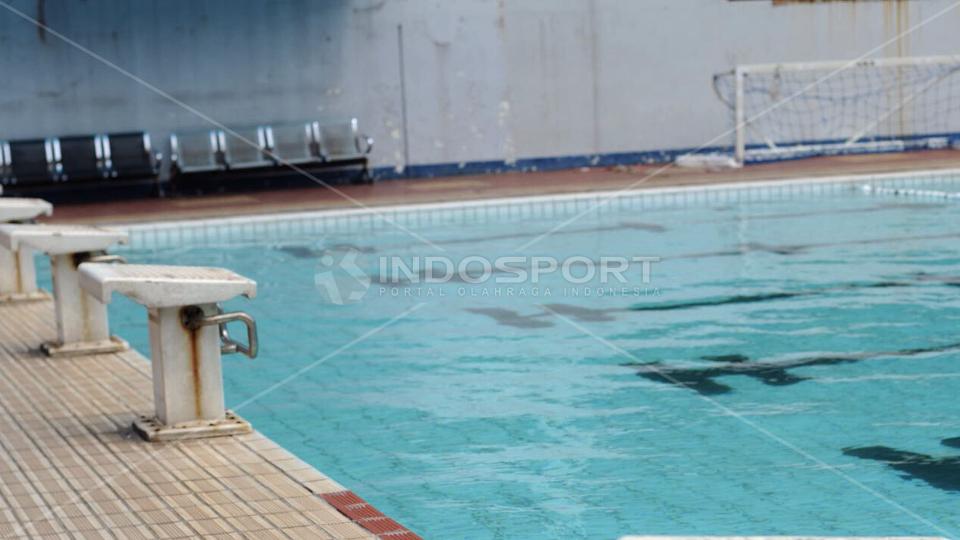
<box><xmin>356</xmin><ymin>134</ymin><xmax>374</xmax><ymax>155</ymax></box>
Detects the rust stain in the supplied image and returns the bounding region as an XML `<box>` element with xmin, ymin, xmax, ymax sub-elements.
<box><xmin>896</xmin><ymin>0</ymin><xmax>909</xmax><ymax>57</ymax></box>
<box><xmin>13</xmin><ymin>251</ymin><xmax>22</xmax><ymax>293</ymax></box>
<box><xmin>80</xmin><ymin>291</ymin><xmax>90</xmax><ymax>341</ymax></box>
<box><xmin>187</xmin><ymin>324</ymin><xmax>202</xmax><ymax>419</ymax></box>
<box><xmin>895</xmin><ymin>0</ymin><xmax>909</xmax><ymax>134</ymax></box>
<box><xmin>36</xmin><ymin>0</ymin><xmax>46</xmax><ymax>43</ymax></box>
<box><xmin>72</xmin><ymin>255</ymin><xmax>92</xmax><ymax>341</ymax></box>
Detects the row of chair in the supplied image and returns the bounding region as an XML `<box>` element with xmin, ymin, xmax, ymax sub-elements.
<box><xmin>0</xmin><ymin>118</ymin><xmax>375</xmax><ymax>198</ymax></box>
<box><xmin>0</xmin><ymin>132</ymin><xmax>159</xmax><ymax>186</ymax></box>
<box><xmin>170</xmin><ymin>119</ymin><xmax>374</xmax><ymax>183</ymax></box>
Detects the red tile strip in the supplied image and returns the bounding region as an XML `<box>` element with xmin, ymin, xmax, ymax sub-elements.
<box><xmin>320</xmin><ymin>490</ymin><xmax>422</xmax><ymax>540</ymax></box>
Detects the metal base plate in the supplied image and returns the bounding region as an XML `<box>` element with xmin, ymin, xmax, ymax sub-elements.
<box><xmin>132</xmin><ymin>411</ymin><xmax>252</xmax><ymax>442</ymax></box>
<box><xmin>41</xmin><ymin>335</ymin><xmax>129</xmax><ymax>357</ymax></box>
<box><xmin>0</xmin><ymin>290</ymin><xmax>51</xmax><ymax>304</ymax></box>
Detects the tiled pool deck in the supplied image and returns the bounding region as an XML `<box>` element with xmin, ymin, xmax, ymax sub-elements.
<box><xmin>0</xmin><ymin>298</ymin><xmax>420</xmax><ymax>539</ymax></box>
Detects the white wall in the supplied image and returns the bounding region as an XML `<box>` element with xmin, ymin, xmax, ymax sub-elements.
<box><xmin>2</xmin><ymin>0</ymin><xmax>959</xmax><ymax>171</ymax></box>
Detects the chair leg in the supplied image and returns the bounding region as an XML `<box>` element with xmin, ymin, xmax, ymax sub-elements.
<box><xmin>360</xmin><ymin>163</ymin><xmax>374</xmax><ymax>185</ymax></box>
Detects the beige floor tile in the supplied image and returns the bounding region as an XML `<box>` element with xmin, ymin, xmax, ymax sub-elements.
<box><xmin>0</xmin><ymin>300</ymin><xmax>414</xmax><ymax>540</ymax></box>
<box><xmin>147</xmin><ymin>521</ymin><xmax>196</xmax><ymax>539</ymax></box>
<box><xmin>321</xmin><ymin>521</ymin><xmax>379</xmax><ymax>540</ymax></box>
<box><xmin>283</xmin><ymin>525</ymin><xmax>335</xmax><ymax>540</ymax></box>
<box><xmin>190</xmin><ymin>517</ymin><xmax>234</xmax><ymax>536</ymax></box>
<box><xmin>263</xmin><ymin>510</ymin><xmax>314</xmax><ymax>529</ymax></box>
<box><xmin>113</xmin><ymin>524</ymin><xmax>158</xmax><ymax>540</ymax></box>
<box><xmin>230</xmin><ymin>514</ymin><xmax>274</xmax><ymax>533</ymax></box>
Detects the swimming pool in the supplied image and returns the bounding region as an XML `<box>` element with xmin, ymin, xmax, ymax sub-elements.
<box><xmin>67</xmin><ymin>172</ymin><xmax>960</xmax><ymax>538</ymax></box>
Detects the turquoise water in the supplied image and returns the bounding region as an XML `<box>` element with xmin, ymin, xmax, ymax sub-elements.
<box><xmin>55</xmin><ymin>186</ymin><xmax>960</xmax><ymax>538</ymax></box>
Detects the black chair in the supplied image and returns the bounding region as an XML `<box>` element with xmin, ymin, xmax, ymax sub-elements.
<box><xmin>222</xmin><ymin>127</ymin><xmax>271</xmax><ymax>169</ymax></box>
<box><xmin>169</xmin><ymin>130</ymin><xmax>222</xmax><ymax>174</ymax></box>
<box><xmin>107</xmin><ymin>132</ymin><xmax>159</xmax><ymax>179</ymax></box>
<box><xmin>7</xmin><ymin>139</ymin><xmax>57</xmax><ymax>185</ymax></box>
<box><xmin>59</xmin><ymin>135</ymin><xmax>104</xmax><ymax>182</ymax></box>
<box><xmin>264</xmin><ymin>122</ymin><xmax>320</xmax><ymax>165</ymax></box>
<box><xmin>316</xmin><ymin>118</ymin><xmax>374</xmax><ymax>183</ymax></box>
<box><xmin>318</xmin><ymin>118</ymin><xmax>373</xmax><ymax>162</ymax></box>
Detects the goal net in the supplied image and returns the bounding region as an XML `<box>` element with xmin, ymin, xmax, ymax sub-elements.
<box><xmin>710</xmin><ymin>56</ymin><xmax>960</xmax><ymax>165</ymax></box>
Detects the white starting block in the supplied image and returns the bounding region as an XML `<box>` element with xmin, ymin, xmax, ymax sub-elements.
<box><xmin>0</xmin><ymin>224</ymin><xmax>129</xmax><ymax>356</ymax></box>
<box><xmin>80</xmin><ymin>263</ymin><xmax>258</xmax><ymax>442</ymax></box>
<box><xmin>0</xmin><ymin>198</ymin><xmax>53</xmax><ymax>302</ymax></box>
<box><xmin>0</xmin><ymin>198</ymin><xmax>53</xmax><ymax>222</ymax></box>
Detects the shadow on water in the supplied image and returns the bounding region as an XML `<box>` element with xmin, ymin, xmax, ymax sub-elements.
<box><xmin>542</xmin><ymin>303</ymin><xmax>617</xmax><ymax>322</ymax></box>
<box><xmin>625</xmin><ymin>341</ymin><xmax>960</xmax><ymax>395</ymax></box>
<box><xmin>910</xmin><ymin>271</ymin><xmax>960</xmax><ymax>287</ymax></box>
<box><xmin>843</xmin><ymin>439</ymin><xmax>960</xmax><ymax>492</ymax></box>
<box><xmin>465</xmin><ymin>303</ymin><xmax>617</xmax><ymax>328</ymax></box>
<box><xmin>703</xmin><ymin>202</ymin><xmax>946</xmax><ymax>223</ymax></box>
<box><xmin>275</xmin><ymin>243</ymin><xmax>375</xmax><ymax>258</ymax></box>
<box><xmin>628</xmin><ymin>281</ymin><xmax>907</xmax><ymax>312</ymax></box>
<box><xmin>462</xmin><ymin>280</ymin><xmax>918</xmax><ymax>328</ymax></box>
<box><xmin>942</xmin><ymin>437</ymin><xmax>960</xmax><ymax>449</ymax></box>
<box><xmin>464</xmin><ymin>308</ymin><xmax>554</xmax><ymax>329</ymax></box>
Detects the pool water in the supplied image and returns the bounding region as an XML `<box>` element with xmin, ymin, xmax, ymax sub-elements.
<box><xmin>57</xmin><ymin>183</ymin><xmax>960</xmax><ymax>538</ymax></box>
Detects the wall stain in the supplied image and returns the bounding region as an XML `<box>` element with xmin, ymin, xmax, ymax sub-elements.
<box><xmin>36</xmin><ymin>0</ymin><xmax>46</xmax><ymax>43</ymax></box>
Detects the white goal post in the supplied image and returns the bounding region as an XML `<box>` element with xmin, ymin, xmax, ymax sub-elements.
<box><xmin>711</xmin><ymin>55</ymin><xmax>960</xmax><ymax>165</ymax></box>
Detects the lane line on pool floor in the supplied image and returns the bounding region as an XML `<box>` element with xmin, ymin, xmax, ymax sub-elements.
<box><xmin>540</xmin><ymin>304</ymin><xmax>957</xmax><ymax>538</ymax></box>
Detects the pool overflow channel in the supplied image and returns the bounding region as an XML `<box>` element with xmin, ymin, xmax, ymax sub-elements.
<box><xmin>0</xmin><ymin>196</ymin><xmax>259</xmax><ymax>442</ymax></box>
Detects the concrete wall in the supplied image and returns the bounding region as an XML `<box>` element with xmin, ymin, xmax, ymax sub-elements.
<box><xmin>1</xmin><ymin>0</ymin><xmax>959</xmax><ymax>172</ymax></box>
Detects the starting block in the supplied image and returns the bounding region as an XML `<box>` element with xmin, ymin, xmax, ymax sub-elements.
<box><xmin>0</xmin><ymin>198</ymin><xmax>53</xmax><ymax>301</ymax></box>
<box><xmin>0</xmin><ymin>224</ymin><xmax>128</xmax><ymax>356</ymax></box>
<box><xmin>80</xmin><ymin>263</ymin><xmax>258</xmax><ymax>441</ymax></box>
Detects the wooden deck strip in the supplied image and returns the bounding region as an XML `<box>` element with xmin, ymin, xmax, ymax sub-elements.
<box><xmin>0</xmin><ymin>299</ymin><xmax>414</xmax><ymax>539</ymax></box>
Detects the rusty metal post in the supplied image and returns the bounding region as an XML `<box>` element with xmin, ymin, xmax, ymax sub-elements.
<box><xmin>148</xmin><ymin>303</ymin><xmax>226</xmax><ymax>427</ymax></box>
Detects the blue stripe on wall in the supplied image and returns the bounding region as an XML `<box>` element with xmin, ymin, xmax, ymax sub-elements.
<box><xmin>371</xmin><ymin>131</ymin><xmax>960</xmax><ymax>181</ymax></box>
<box><xmin>370</xmin><ymin>145</ymin><xmax>730</xmax><ymax>181</ymax></box>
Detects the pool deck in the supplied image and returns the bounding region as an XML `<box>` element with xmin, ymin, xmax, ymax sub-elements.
<box><xmin>0</xmin><ymin>298</ymin><xmax>420</xmax><ymax>539</ymax></box>
<box><xmin>43</xmin><ymin>149</ymin><xmax>960</xmax><ymax>225</ymax></box>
